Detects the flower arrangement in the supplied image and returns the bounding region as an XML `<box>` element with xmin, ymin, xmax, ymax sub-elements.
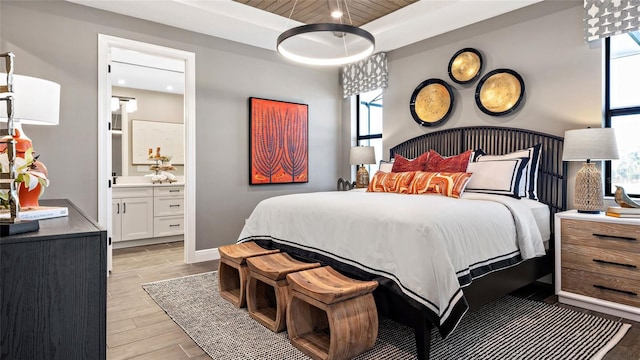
<box><xmin>0</xmin><ymin>132</ymin><xmax>49</xmax><ymax>209</ymax></box>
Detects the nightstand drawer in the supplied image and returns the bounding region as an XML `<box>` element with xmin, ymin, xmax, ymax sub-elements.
<box><xmin>561</xmin><ymin>218</ymin><xmax>640</xmax><ymax>253</ymax></box>
<box><xmin>562</xmin><ymin>268</ymin><xmax>640</xmax><ymax>308</ymax></box>
<box><xmin>561</xmin><ymin>243</ymin><xmax>640</xmax><ymax>280</ymax></box>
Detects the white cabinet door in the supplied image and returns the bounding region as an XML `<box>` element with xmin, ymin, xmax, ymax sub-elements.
<box><xmin>121</xmin><ymin>197</ymin><xmax>154</xmax><ymax>241</ymax></box>
<box><xmin>112</xmin><ymin>198</ymin><xmax>123</xmax><ymax>243</ymax></box>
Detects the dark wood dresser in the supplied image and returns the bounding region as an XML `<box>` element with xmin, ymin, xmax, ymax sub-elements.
<box><xmin>1</xmin><ymin>199</ymin><xmax>106</xmax><ymax>360</ymax></box>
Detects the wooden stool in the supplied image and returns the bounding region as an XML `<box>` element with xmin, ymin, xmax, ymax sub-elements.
<box><xmin>217</xmin><ymin>242</ymin><xmax>279</xmax><ymax>308</ymax></box>
<box><xmin>286</xmin><ymin>266</ymin><xmax>379</xmax><ymax>360</ymax></box>
<box><xmin>246</xmin><ymin>253</ymin><xmax>320</xmax><ymax>332</ymax></box>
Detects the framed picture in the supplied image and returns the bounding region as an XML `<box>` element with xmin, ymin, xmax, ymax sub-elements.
<box><xmin>249</xmin><ymin>97</ymin><xmax>308</xmax><ymax>185</ymax></box>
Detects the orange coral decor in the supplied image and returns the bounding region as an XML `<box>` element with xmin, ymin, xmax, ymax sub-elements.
<box><xmin>250</xmin><ymin>98</ymin><xmax>308</xmax><ymax>185</ymax></box>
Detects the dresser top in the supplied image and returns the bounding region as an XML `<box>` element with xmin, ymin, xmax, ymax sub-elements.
<box><xmin>0</xmin><ymin>199</ymin><xmax>104</xmax><ymax>244</ymax></box>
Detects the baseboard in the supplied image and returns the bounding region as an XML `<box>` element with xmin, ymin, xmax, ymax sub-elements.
<box><xmin>192</xmin><ymin>247</ymin><xmax>220</xmax><ymax>263</ymax></box>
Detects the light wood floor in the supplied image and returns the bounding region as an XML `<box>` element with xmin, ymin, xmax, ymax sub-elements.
<box><xmin>107</xmin><ymin>242</ymin><xmax>639</xmax><ymax>360</ymax></box>
<box><xmin>107</xmin><ymin>242</ymin><xmax>216</xmax><ymax>360</ymax></box>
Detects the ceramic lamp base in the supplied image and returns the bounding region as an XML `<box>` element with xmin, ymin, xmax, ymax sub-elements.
<box><xmin>355</xmin><ymin>166</ymin><xmax>370</xmax><ymax>188</ymax></box>
<box><xmin>574</xmin><ymin>162</ymin><xmax>603</xmax><ymax>213</ymax></box>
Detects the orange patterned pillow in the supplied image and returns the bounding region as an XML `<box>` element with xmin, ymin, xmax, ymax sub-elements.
<box><xmin>425</xmin><ymin>150</ymin><xmax>472</xmax><ymax>172</ymax></box>
<box><xmin>409</xmin><ymin>171</ymin><xmax>473</xmax><ymax>198</ymax></box>
<box><xmin>367</xmin><ymin>171</ymin><xmax>416</xmax><ymax>194</ymax></box>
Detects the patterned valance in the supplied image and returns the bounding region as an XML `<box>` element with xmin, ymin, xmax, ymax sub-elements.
<box><xmin>584</xmin><ymin>0</ymin><xmax>640</xmax><ymax>42</ymax></box>
<box><xmin>341</xmin><ymin>52</ymin><xmax>388</xmax><ymax>98</ymax></box>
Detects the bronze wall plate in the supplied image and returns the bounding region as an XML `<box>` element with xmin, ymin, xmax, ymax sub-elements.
<box><xmin>409</xmin><ymin>79</ymin><xmax>454</xmax><ymax>127</ymax></box>
<box><xmin>475</xmin><ymin>69</ymin><xmax>525</xmax><ymax>116</ymax></box>
<box><xmin>448</xmin><ymin>48</ymin><xmax>483</xmax><ymax>84</ymax></box>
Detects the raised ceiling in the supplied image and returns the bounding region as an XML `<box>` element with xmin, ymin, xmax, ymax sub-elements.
<box><xmin>67</xmin><ymin>0</ymin><xmax>542</xmax><ymax>55</ymax></box>
<box><xmin>233</xmin><ymin>0</ymin><xmax>418</xmax><ymax>28</ymax></box>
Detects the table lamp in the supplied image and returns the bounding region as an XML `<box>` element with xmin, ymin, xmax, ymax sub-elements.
<box><xmin>0</xmin><ymin>54</ymin><xmax>60</xmax><ymax>235</ymax></box>
<box><xmin>350</xmin><ymin>146</ymin><xmax>376</xmax><ymax>188</ymax></box>
<box><xmin>562</xmin><ymin>128</ymin><xmax>619</xmax><ymax>213</ymax></box>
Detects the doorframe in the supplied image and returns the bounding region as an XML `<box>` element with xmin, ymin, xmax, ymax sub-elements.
<box><xmin>98</xmin><ymin>34</ymin><xmax>197</xmax><ymax>268</ymax></box>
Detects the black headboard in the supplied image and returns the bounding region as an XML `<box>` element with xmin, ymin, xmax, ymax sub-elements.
<box><xmin>389</xmin><ymin>126</ymin><xmax>567</xmax><ymax>221</ymax></box>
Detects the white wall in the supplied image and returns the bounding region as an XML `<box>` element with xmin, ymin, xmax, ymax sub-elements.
<box><xmin>384</xmin><ymin>1</ymin><xmax>600</xmax><ymax>207</ymax></box>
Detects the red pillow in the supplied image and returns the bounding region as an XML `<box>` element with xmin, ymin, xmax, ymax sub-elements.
<box><xmin>425</xmin><ymin>150</ymin><xmax>472</xmax><ymax>172</ymax></box>
<box><xmin>391</xmin><ymin>152</ymin><xmax>429</xmax><ymax>172</ymax></box>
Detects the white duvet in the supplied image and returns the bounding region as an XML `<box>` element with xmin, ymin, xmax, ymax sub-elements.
<box><xmin>238</xmin><ymin>190</ymin><xmax>545</xmax><ymax>337</ymax></box>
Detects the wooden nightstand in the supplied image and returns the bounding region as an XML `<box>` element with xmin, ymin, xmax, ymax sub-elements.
<box><xmin>555</xmin><ymin>210</ymin><xmax>640</xmax><ymax>321</ymax></box>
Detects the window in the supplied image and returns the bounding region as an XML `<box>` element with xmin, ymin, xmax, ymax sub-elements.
<box><xmin>356</xmin><ymin>89</ymin><xmax>383</xmax><ymax>174</ymax></box>
<box><xmin>605</xmin><ymin>32</ymin><xmax>640</xmax><ymax>197</ymax></box>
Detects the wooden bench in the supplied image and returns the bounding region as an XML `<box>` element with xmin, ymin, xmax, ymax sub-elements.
<box><xmin>246</xmin><ymin>252</ymin><xmax>321</xmax><ymax>332</ymax></box>
<box><xmin>217</xmin><ymin>242</ymin><xmax>279</xmax><ymax>308</ymax></box>
<box><xmin>286</xmin><ymin>266</ymin><xmax>378</xmax><ymax>360</ymax></box>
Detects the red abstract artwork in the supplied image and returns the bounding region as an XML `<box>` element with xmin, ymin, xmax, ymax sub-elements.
<box><xmin>250</xmin><ymin>97</ymin><xmax>308</xmax><ymax>185</ymax></box>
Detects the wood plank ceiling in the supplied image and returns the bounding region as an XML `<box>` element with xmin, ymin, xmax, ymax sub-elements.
<box><xmin>233</xmin><ymin>0</ymin><xmax>418</xmax><ymax>28</ymax></box>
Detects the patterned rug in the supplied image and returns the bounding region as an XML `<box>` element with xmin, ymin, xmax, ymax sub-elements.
<box><xmin>143</xmin><ymin>272</ymin><xmax>630</xmax><ymax>360</ymax></box>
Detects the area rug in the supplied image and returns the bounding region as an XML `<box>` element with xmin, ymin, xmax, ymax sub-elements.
<box><xmin>143</xmin><ymin>272</ymin><xmax>630</xmax><ymax>359</ymax></box>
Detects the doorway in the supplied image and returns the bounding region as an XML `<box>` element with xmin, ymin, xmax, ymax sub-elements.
<box><xmin>98</xmin><ymin>35</ymin><xmax>197</xmax><ymax>272</ymax></box>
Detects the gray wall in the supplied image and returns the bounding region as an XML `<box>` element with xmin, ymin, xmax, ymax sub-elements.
<box><xmin>0</xmin><ymin>1</ymin><xmax>342</xmax><ymax>250</ymax></box>
<box><xmin>385</xmin><ymin>0</ymin><xmax>599</xmax><ymax>154</ymax></box>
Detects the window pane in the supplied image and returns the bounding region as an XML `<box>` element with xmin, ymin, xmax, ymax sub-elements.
<box><xmin>610</xmin><ymin>114</ymin><xmax>640</xmax><ymax>195</ymax></box>
<box><xmin>358</xmin><ymin>89</ymin><xmax>383</xmax><ymax>136</ymax></box>
<box><xmin>610</xmin><ymin>32</ymin><xmax>640</xmax><ymax>109</ymax></box>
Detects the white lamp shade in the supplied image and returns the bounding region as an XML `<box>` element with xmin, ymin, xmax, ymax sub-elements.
<box><xmin>562</xmin><ymin>128</ymin><xmax>619</xmax><ymax>161</ymax></box>
<box><xmin>0</xmin><ymin>73</ymin><xmax>60</xmax><ymax>125</ymax></box>
<box><xmin>350</xmin><ymin>146</ymin><xmax>376</xmax><ymax>165</ymax></box>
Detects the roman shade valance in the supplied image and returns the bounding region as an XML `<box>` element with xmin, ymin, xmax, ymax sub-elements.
<box><xmin>341</xmin><ymin>52</ymin><xmax>388</xmax><ymax>98</ymax></box>
<box><xmin>584</xmin><ymin>0</ymin><xmax>640</xmax><ymax>42</ymax></box>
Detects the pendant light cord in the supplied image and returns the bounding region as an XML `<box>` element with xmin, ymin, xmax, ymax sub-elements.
<box><xmin>283</xmin><ymin>0</ymin><xmax>299</xmax><ymax>31</ymax></box>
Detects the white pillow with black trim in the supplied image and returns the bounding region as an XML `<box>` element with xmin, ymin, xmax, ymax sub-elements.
<box><xmin>465</xmin><ymin>157</ymin><xmax>530</xmax><ymax>198</ymax></box>
<box><xmin>474</xmin><ymin>144</ymin><xmax>542</xmax><ymax>200</ymax></box>
<box><xmin>379</xmin><ymin>159</ymin><xmax>394</xmax><ymax>173</ymax></box>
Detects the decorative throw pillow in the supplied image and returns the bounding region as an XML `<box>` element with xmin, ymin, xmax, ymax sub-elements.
<box><xmin>474</xmin><ymin>144</ymin><xmax>542</xmax><ymax>200</ymax></box>
<box><xmin>425</xmin><ymin>150</ymin><xmax>473</xmax><ymax>172</ymax></box>
<box><xmin>465</xmin><ymin>158</ymin><xmax>529</xmax><ymax>198</ymax></box>
<box><xmin>409</xmin><ymin>172</ymin><xmax>473</xmax><ymax>198</ymax></box>
<box><xmin>367</xmin><ymin>171</ymin><xmax>416</xmax><ymax>194</ymax></box>
<box><xmin>379</xmin><ymin>160</ymin><xmax>394</xmax><ymax>173</ymax></box>
<box><xmin>391</xmin><ymin>152</ymin><xmax>429</xmax><ymax>172</ymax></box>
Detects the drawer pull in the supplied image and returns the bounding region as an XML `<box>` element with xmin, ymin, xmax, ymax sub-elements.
<box><xmin>592</xmin><ymin>259</ymin><xmax>637</xmax><ymax>269</ymax></box>
<box><xmin>169</xmin><ymin>204</ymin><xmax>181</xmax><ymax>207</ymax></box>
<box><xmin>593</xmin><ymin>284</ymin><xmax>637</xmax><ymax>297</ymax></box>
<box><xmin>592</xmin><ymin>233</ymin><xmax>637</xmax><ymax>242</ymax></box>
<box><xmin>169</xmin><ymin>224</ymin><xmax>181</xmax><ymax>227</ymax></box>
<box><xmin>169</xmin><ymin>189</ymin><xmax>180</xmax><ymax>193</ymax></box>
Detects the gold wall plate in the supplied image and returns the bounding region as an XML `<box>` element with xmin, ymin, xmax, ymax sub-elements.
<box><xmin>475</xmin><ymin>69</ymin><xmax>525</xmax><ymax>116</ymax></box>
<box><xmin>409</xmin><ymin>79</ymin><xmax>454</xmax><ymax>127</ymax></box>
<box><xmin>448</xmin><ymin>48</ymin><xmax>483</xmax><ymax>84</ymax></box>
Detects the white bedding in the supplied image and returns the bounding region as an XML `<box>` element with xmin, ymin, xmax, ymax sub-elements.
<box><xmin>238</xmin><ymin>191</ymin><xmax>546</xmax><ymax>337</ymax></box>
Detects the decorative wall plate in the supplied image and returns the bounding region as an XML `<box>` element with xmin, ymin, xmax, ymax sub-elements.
<box><xmin>475</xmin><ymin>69</ymin><xmax>525</xmax><ymax>116</ymax></box>
<box><xmin>448</xmin><ymin>48</ymin><xmax>483</xmax><ymax>84</ymax></box>
<box><xmin>409</xmin><ymin>79</ymin><xmax>454</xmax><ymax>127</ymax></box>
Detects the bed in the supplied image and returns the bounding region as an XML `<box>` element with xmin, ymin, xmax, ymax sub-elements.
<box><xmin>238</xmin><ymin>126</ymin><xmax>567</xmax><ymax>359</ymax></box>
